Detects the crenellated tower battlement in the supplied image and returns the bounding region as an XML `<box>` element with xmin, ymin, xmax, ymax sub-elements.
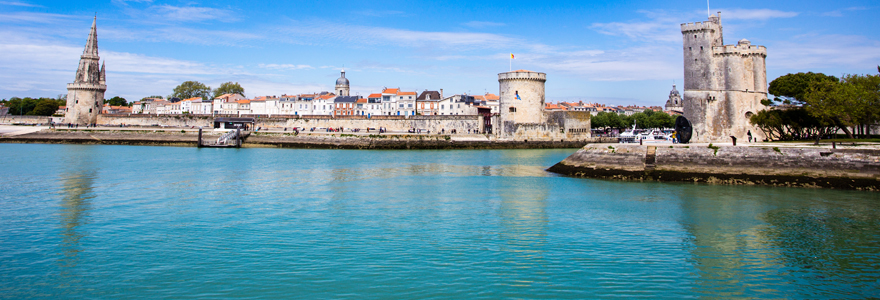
<box><xmin>681</xmin><ymin>12</ymin><xmax>768</xmax><ymax>143</ymax></box>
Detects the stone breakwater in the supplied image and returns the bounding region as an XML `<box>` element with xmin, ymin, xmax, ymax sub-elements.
<box><xmin>547</xmin><ymin>144</ymin><xmax>880</xmax><ymax>191</ymax></box>
<box><xmin>0</xmin><ymin>129</ymin><xmax>614</xmax><ymax>149</ymax></box>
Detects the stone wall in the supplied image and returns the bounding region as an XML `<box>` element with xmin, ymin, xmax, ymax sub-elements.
<box><xmin>0</xmin><ymin>115</ymin><xmax>59</xmax><ymax>124</ymax></box>
<box><xmin>97</xmin><ymin>114</ymin><xmax>483</xmax><ymax>133</ymax></box>
<box><xmin>549</xmin><ymin>144</ymin><xmax>880</xmax><ymax>190</ymax></box>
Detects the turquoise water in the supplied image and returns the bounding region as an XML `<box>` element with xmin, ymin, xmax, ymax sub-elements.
<box><xmin>0</xmin><ymin>143</ymin><xmax>878</xmax><ymax>299</ymax></box>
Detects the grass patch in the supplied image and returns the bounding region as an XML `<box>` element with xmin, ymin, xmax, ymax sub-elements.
<box><xmin>707</xmin><ymin>143</ymin><xmax>720</xmax><ymax>156</ymax></box>
<box><xmin>772</xmin><ymin>147</ymin><xmax>782</xmax><ymax>154</ymax></box>
<box><xmin>340</xmin><ymin>134</ymin><xmax>356</xmax><ymax>138</ymax></box>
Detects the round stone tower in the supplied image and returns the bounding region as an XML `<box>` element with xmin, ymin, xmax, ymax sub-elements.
<box><xmin>65</xmin><ymin>16</ymin><xmax>106</xmax><ymax>125</ymax></box>
<box><xmin>498</xmin><ymin>70</ymin><xmax>546</xmax><ymax>134</ymax></box>
<box><xmin>335</xmin><ymin>68</ymin><xmax>350</xmax><ymax>96</ymax></box>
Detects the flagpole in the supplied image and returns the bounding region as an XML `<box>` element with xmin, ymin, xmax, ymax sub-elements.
<box><xmin>509</xmin><ymin>53</ymin><xmax>511</xmax><ymax>72</ymax></box>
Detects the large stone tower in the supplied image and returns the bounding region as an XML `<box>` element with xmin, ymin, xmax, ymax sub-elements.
<box><xmin>65</xmin><ymin>17</ymin><xmax>106</xmax><ymax>125</ymax></box>
<box><xmin>681</xmin><ymin>12</ymin><xmax>767</xmax><ymax>142</ymax></box>
<box><xmin>335</xmin><ymin>69</ymin><xmax>350</xmax><ymax>96</ymax></box>
<box><xmin>498</xmin><ymin>70</ymin><xmax>546</xmax><ymax>138</ymax></box>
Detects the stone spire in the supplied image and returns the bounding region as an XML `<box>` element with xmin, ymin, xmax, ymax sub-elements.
<box><xmin>82</xmin><ymin>16</ymin><xmax>99</xmax><ymax>59</ymax></box>
<box><xmin>66</xmin><ymin>16</ymin><xmax>106</xmax><ymax>125</ymax></box>
<box><xmin>99</xmin><ymin>61</ymin><xmax>106</xmax><ymax>84</ymax></box>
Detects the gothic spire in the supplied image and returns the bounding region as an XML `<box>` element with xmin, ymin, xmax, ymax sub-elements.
<box><xmin>82</xmin><ymin>16</ymin><xmax>99</xmax><ymax>58</ymax></box>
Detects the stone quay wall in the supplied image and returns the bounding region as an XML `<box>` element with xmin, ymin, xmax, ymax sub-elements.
<box><xmin>548</xmin><ymin>144</ymin><xmax>880</xmax><ymax>190</ymax></box>
<box><xmin>97</xmin><ymin>114</ymin><xmax>483</xmax><ymax>133</ymax></box>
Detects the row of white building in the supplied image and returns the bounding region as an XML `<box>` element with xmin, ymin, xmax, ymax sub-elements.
<box><xmin>131</xmin><ymin>88</ymin><xmax>500</xmax><ymax>117</ymax></box>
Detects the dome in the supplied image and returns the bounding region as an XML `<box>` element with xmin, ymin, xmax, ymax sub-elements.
<box><xmin>669</xmin><ymin>84</ymin><xmax>679</xmax><ymax>96</ymax></box>
<box><xmin>738</xmin><ymin>38</ymin><xmax>751</xmax><ymax>46</ymax></box>
<box><xmin>336</xmin><ymin>69</ymin><xmax>349</xmax><ymax>86</ymax></box>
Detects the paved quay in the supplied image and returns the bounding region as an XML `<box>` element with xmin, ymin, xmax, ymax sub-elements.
<box><xmin>0</xmin><ymin>126</ymin><xmax>600</xmax><ymax>149</ymax></box>
<box><xmin>548</xmin><ymin>143</ymin><xmax>880</xmax><ymax>190</ymax></box>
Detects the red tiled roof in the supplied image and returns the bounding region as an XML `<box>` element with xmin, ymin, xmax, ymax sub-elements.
<box><xmin>367</xmin><ymin>93</ymin><xmax>382</xmax><ymax>98</ymax></box>
<box><xmin>383</xmin><ymin>88</ymin><xmax>399</xmax><ymax>94</ymax></box>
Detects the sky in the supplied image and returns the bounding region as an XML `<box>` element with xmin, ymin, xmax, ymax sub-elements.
<box><xmin>0</xmin><ymin>0</ymin><xmax>878</xmax><ymax>107</ymax></box>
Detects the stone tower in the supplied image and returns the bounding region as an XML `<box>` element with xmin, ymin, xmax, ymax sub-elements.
<box><xmin>498</xmin><ymin>70</ymin><xmax>546</xmax><ymax>138</ymax></box>
<box><xmin>664</xmin><ymin>84</ymin><xmax>683</xmax><ymax>113</ymax></box>
<box><xmin>681</xmin><ymin>12</ymin><xmax>767</xmax><ymax>142</ymax></box>
<box><xmin>335</xmin><ymin>69</ymin><xmax>350</xmax><ymax>96</ymax></box>
<box><xmin>65</xmin><ymin>17</ymin><xmax>106</xmax><ymax>125</ymax></box>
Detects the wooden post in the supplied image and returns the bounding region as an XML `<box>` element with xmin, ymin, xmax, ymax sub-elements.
<box><xmin>236</xmin><ymin>128</ymin><xmax>241</xmax><ymax>147</ymax></box>
<box><xmin>198</xmin><ymin>128</ymin><xmax>203</xmax><ymax>148</ymax></box>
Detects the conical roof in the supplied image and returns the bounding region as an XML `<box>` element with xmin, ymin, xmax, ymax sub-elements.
<box><xmin>82</xmin><ymin>16</ymin><xmax>99</xmax><ymax>58</ymax></box>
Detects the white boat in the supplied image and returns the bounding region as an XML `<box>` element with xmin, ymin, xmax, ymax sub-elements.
<box><xmin>618</xmin><ymin>122</ymin><xmax>673</xmax><ymax>143</ymax></box>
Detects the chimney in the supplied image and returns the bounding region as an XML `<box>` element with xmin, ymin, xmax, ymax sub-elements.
<box><xmin>440</xmin><ymin>89</ymin><xmax>444</xmax><ymax>99</ymax></box>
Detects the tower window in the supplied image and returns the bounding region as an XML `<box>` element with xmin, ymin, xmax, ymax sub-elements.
<box><xmin>509</xmin><ymin>107</ymin><xmax>516</xmax><ymax>113</ymax></box>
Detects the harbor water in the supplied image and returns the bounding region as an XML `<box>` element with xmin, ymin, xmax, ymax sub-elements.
<box><xmin>0</xmin><ymin>143</ymin><xmax>878</xmax><ymax>298</ymax></box>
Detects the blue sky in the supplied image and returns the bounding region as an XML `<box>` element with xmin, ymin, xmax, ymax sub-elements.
<box><xmin>1</xmin><ymin>0</ymin><xmax>877</xmax><ymax>106</ymax></box>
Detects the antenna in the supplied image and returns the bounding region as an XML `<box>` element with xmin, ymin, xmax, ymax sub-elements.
<box><xmin>707</xmin><ymin>0</ymin><xmax>710</xmax><ymax>17</ymax></box>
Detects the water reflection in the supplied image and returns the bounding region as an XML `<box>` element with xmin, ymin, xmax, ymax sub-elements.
<box><xmin>497</xmin><ymin>176</ymin><xmax>549</xmax><ymax>275</ymax></box>
<box><xmin>57</xmin><ymin>168</ymin><xmax>95</xmax><ymax>277</ymax></box>
<box><xmin>678</xmin><ymin>188</ymin><xmax>783</xmax><ymax>297</ymax></box>
<box><xmin>760</xmin><ymin>201</ymin><xmax>880</xmax><ymax>296</ymax></box>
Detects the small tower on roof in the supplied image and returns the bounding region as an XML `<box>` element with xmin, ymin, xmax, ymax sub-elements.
<box><xmin>335</xmin><ymin>68</ymin><xmax>350</xmax><ymax>96</ymax></box>
<box><xmin>65</xmin><ymin>16</ymin><xmax>106</xmax><ymax>125</ymax></box>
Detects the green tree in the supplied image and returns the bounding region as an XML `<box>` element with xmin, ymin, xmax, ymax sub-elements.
<box><xmin>5</xmin><ymin>97</ymin><xmax>37</xmax><ymax>115</ymax></box>
<box><xmin>32</xmin><ymin>98</ymin><xmax>60</xmax><ymax>116</ymax></box>
<box><xmin>803</xmin><ymin>80</ymin><xmax>858</xmax><ymax>139</ymax></box>
<box><xmin>140</xmin><ymin>95</ymin><xmax>164</xmax><ymax>101</ymax></box>
<box><xmin>172</xmin><ymin>81</ymin><xmax>212</xmax><ymax>100</ymax></box>
<box><xmin>768</xmin><ymin>72</ymin><xmax>839</xmax><ymax>105</ymax></box>
<box><xmin>104</xmin><ymin>96</ymin><xmax>128</xmax><ymax>106</ymax></box>
<box><xmin>590</xmin><ymin>112</ymin><xmax>606</xmax><ymax>129</ymax></box>
<box><xmin>213</xmin><ymin>82</ymin><xmax>245</xmax><ymax>98</ymax></box>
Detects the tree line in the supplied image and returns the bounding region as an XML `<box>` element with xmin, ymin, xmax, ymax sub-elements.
<box><xmin>750</xmin><ymin>68</ymin><xmax>880</xmax><ymax>140</ymax></box>
<box><xmin>1</xmin><ymin>96</ymin><xmax>130</xmax><ymax>116</ymax></box>
<box><xmin>591</xmin><ymin>109</ymin><xmax>676</xmax><ymax>132</ymax></box>
<box><xmin>170</xmin><ymin>81</ymin><xmax>245</xmax><ymax>100</ymax></box>
<box><xmin>1</xmin><ymin>80</ymin><xmax>244</xmax><ymax>116</ymax></box>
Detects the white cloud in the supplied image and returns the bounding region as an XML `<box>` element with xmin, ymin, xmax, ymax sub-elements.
<box><xmin>528</xmin><ymin>46</ymin><xmax>680</xmax><ymax>81</ymax></box>
<box><xmin>463</xmin><ymin>21</ymin><xmax>505</xmax><ymax>28</ymax></box>
<box><xmin>0</xmin><ymin>11</ymin><xmax>77</xmax><ymax>23</ymax></box>
<box><xmin>151</xmin><ymin>5</ymin><xmax>236</xmax><ymax>22</ymax></box>
<box><xmin>821</xmin><ymin>6</ymin><xmax>868</xmax><ymax>17</ymax></box>
<box><xmin>258</xmin><ymin>64</ymin><xmax>314</xmax><ymax>70</ymax></box>
<box><xmin>355</xmin><ymin>9</ymin><xmax>405</xmax><ymax>17</ymax></box>
<box><xmin>590</xmin><ymin>10</ymin><xmax>685</xmax><ymax>43</ymax></box>
<box><xmin>771</xmin><ymin>34</ymin><xmax>880</xmax><ymax>70</ymax></box>
<box><xmin>715</xmin><ymin>8</ymin><xmax>799</xmax><ymax>20</ymax></box>
<box><xmin>0</xmin><ymin>1</ymin><xmax>42</xmax><ymax>7</ymax></box>
<box><xmin>276</xmin><ymin>22</ymin><xmax>519</xmax><ymax>48</ymax></box>
<box><xmin>590</xmin><ymin>20</ymin><xmax>681</xmax><ymax>43</ymax></box>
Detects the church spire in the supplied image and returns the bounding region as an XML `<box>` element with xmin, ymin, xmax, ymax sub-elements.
<box><xmin>82</xmin><ymin>16</ymin><xmax>99</xmax><ymax>58</ymax></box>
